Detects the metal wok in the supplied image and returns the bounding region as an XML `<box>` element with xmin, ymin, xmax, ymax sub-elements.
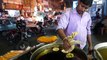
<box><xmin>30</xmin><ymin>42</ymin><xmax>87</xmax><ymax>60</ymax></box>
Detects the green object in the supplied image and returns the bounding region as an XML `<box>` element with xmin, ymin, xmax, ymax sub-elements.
<box><xmin>66</xmin><ymin>53</ymin><xmax>74</xmax><ymax>58</ymax></box>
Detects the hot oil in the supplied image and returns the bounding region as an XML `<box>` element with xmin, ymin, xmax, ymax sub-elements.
<box><xmin>37</xmin><ymin>51</ymin><xmax>82</xmax><ymax>60</ymax></box>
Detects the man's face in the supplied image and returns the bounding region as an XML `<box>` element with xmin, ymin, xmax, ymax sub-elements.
<box><xmin>77</xmin><ymin>1</ymin><xmax>90</xmax><ymax>15</ymax></box>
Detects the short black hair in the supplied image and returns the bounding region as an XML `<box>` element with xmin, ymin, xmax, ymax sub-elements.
<box><xmin>80</xmin><ymin>0</ymin><xmax>93</xmax><ymax>7</ymax></box>
<box><xmin>98</xmin><ymin>8</ymin><xmax>100</xmax><ymax>11</ymax></box>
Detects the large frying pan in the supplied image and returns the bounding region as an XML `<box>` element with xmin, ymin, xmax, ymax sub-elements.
<box><xmin>30</xmin><ymin>42</ymin><xmax>87</xmax><ymax>60</ymax></box>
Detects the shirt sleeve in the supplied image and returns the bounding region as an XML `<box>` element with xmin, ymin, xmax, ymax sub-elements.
<box><xmin>56</xmin><ymin>13</ymin><xmax>69</xmax><ymax>30</ymax></box>
<box><xmin>86</xmin><ymin>15</ymin><xmax>92</xmax><ymax>35</ymax></box>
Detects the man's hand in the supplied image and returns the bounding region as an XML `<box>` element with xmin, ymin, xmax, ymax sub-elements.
<box><xmin>88</xmin><ymin>45</ymin><xmax>93</xmax><ymax>54</ymax></box>
<box><xmin>63</xmin><ymin>39</ymin><xmax>71</xmax><ymax>51</ymax></box>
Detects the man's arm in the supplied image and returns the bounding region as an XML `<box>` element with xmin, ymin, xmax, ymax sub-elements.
<box><xmin>87</xmin><ymin>15</ymin><xmax>93</xmax><ymax>54</ymax></box>
<box><xmin>56</xmin><ymin>11</ymin><xmax>71</xmax><ymax>50</ymax></box>
<box><xmin>87</xmin><ymin>34</ymin><xmax>92</xmax><ymax>52</ymax></box>
<box><xmin>57</xmin><ymin>29</ymin><xmax>71</xmax><ymax>50</ymax></box>
<box><xmin>57</xmin><ymin>29</ymin><xmax>66</xmax><ymax>40</ymax></box>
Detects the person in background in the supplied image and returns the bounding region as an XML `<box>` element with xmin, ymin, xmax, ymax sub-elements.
<box><xmin>16</xmin><ymin>15</ymin><xmax>26</xmax><ymax>31</ymax></box>
<box><xmin>57</xmin><ymin>0</ymin><xmax>93</xmax><ymax>55</ymax></box>
<box><xmin>54</xmin><ymin>11</ymin><xmax>62</xmax><ymax>25</ymax></box>
<box><xmin>17</xmin><ymin>15</ymin><xmax>25</xmax><ymax>21</ymax></box>
<box><xmin>0</xmin><ymin>12</ymin><xmax>1</xmax><ymax>17</ymax></box>
<box><xmin>96</xmin><ymin>8</ymin><xmax>101</xmax><ymax>22</ymax></box>
<box><xmin>101</xmin><ymin>16</ymin><xmax>107</xmax><ymax>35</ymax></box>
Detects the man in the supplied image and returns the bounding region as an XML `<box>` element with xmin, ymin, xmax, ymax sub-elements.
<box><xmin>96</xmin><ymin>8</ymin><xmax>101</xmax><ymax>19</ymax></box>
<box><xmin>17</xmin><ymin>15</ymin><xmax>25</xmax><ymax>21</ymax></box>
<box><xmin>57</xmin><ymin>0</ymin><xmax>93</xmax><ymax>54</ymax></box>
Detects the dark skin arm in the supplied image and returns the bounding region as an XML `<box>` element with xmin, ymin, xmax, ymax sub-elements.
<box><xmin>87</xmin><ymin>34</ymin><xmax>93</xmax><ymax>54</ymax></box>
<box><xmin>57</xmin><ymin>29</ymin><xmax>71</xmax><ymax>50</ymax></box>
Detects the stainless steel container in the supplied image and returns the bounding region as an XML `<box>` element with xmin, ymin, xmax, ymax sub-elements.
<box><xmin>94</xmin><ymin>42</ymin><xmax>107</xmax><ymax>60</ymax></box>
